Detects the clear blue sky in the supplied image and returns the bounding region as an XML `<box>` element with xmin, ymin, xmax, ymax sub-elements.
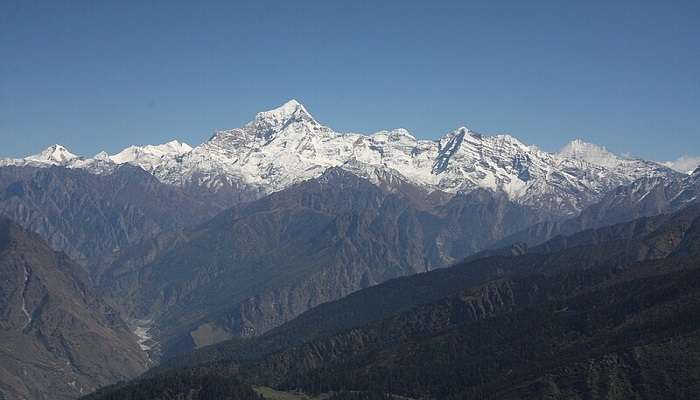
<box><xmin>1</xmin><ymin>0</ymin><xmax>698</xmax><ymax>165</ymax></box>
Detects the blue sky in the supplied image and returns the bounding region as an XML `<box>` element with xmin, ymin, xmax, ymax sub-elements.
<box><xmin>1</xmin><ymin>0</ymin><xmax>698</xmax><ymax>168</ymax></box>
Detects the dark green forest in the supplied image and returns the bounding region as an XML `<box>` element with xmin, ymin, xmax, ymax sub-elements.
<box><xmin>83</xmin><ymin>372</ymin><xmax>263</xmax><ymax>400</ymax></box>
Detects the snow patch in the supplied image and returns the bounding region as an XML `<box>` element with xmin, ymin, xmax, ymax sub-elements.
<box><xmin>131</xmin><ymin>319</ymin><xmax>156</xmax><ymax>353</ymax></box>
<box><xmin>20</xmin><ymin>265</ymin><xmax>32</xmax><ymax>330</ymax></box>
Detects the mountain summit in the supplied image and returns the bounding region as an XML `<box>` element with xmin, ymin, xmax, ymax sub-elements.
<box><xmin>254</xmin><ymin>99</ymin><xmax>314</xmax><ymax>126</ymax></box>
<box><xmin>239</xmin><ymin>99</ymin><xmax>325</xmax><ymax>141</ymax></box>
<box><xmin>558</xmin><ymin>139</ymin><xmax>622</xmax><ymax>168</ymax></box>
<box><xmin>23</xmin><ymin>144</ymin><xmax>79</xmax><ymax>166</ymax></box>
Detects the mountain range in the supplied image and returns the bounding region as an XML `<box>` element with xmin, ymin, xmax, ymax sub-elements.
<box><xmin>1</xmin><ymin>100</ymin><xmax>698</xmax><ymax>399</ymax></box>
<box><xmin>87</xmin><ymin>200</ymin><xmax>700</xmax><ymax>400</ymax></box>
<box><xmin>1</xmin><ymin>100</ymin><xmax>680</xmax><ymax>217</ymax></box>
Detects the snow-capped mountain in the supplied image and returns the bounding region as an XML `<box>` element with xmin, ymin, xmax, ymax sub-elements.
<box><xmin>0</xmin><ymin>100</ymin><xmax>679</xmax><ymax>216</ymax></box>
<box><xmin>558</xmin><ymin>139</ymin><xmax>621</xmax><ymax>168</ymax></box>
<box><xmin>111</xmin><ymin>140</ymin><xmax>192</xmax><ymax>165</ymax></box>
<box><xmin>1</xmin><ymin>140</ymin><xmax>192</xmax><ymax>173</ymax></box>
<box><xmin>0</xmin><ymin>144</ymin><xmax>80</xmax><ymax>167</ymax></box>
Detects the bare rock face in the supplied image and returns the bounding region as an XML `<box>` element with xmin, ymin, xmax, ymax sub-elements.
<box><xmin>0</xmin><ymin>218</ymin><xmax>149</xmax><ymax>400</ymax></box>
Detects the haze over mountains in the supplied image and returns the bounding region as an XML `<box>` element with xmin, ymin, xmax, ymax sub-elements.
<box><xmin>0</xmin><ymin>101</ymin><xmax>698</xmax><ymax>399</ymax></box>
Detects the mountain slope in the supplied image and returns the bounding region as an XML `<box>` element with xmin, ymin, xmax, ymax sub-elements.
<box><xmin>103</xmin><ymin>168</ymin><xmax>545</xmax><ymax>358</ymax></box>
<box><xmin>0</xmin><ymin>165</ymin><xmax>219</xmax><ymax>275</ymax></box>
<box><xmin>498</xmin><ymin>166</ymin><xmax>700</xmax><ymax>248</ymax></box>
<box><xmin>240</xmin><ymin>204</ymin><xmax>700</xmax><ymax>398</ymax></box>
<box><xmin>82</xmin><ymin>372</ymin><xmax>262</xmax><ymax>400</ymax></box>
<box><xmin>0</xmin><ymin>218</ymin><xmax>149</xmax><ymax>400</ymax></box>
<box><xmin>88</xmin><ymin>203</ymin><xmax>700</xmax><ymax>400</ymax></box>
<box><xmin>272</xmin><ymin>260</ymin><xmax>700</xmax><ymax>400</ymax></box>
<box><xmin>153</xmin><ymin>202</ymin><xmax>700</xmax><ymax>374</ymax></box>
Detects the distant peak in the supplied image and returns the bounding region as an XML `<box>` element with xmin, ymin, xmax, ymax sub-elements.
<box><xmin>28</xmin><ymin>144</ymin><xmax>79</xmax><ymax>164</ymax></box>
<box><xmin>433</xmin><ymin>128</ymin><xmax>476</xmax><ymax>174</ymax></box>
<box><xmin>255</xmin><ymin>99</ymin><xmax>313</xmax><ymax>124</ymax></box>
<box><xmin>559</xmin><ymin>139</ymin><xmax>608</xmax><ymax>156</ymax></box>
<box><xmin>440</xmin><ymin>127</ymin><xmax>480</xmax><ymax>143</ymax></box>
<box><xmin>558</xmin><ymin>138</ymin><xmax>622</xmax><ymax>168</ymax></box>
<box><xmin>281</xmin><ymin>99</ymin><xmax>306</xmax><ymax>112</ymax></box>
<box><xmin>247</xmin><ymin>99</ymin><xmax>322</xmax><ymax>141</ymax></box>
<box><xmin>109</xmin><ymin>140</ymin><xmax>192</xmax><ymax>165</ymax></box>
<box><xmin>44</xmin><ymin>144</ymin><xmax>73</xmax><ymax>154</ymax></box>
<box><xmin>148</xmin><ymin>140</ymin><xmax>193</xmax><ymax>154</ymax></box>
<box><xmin>372</xmin><ymin>128</ymin><xmax>416</xmax><ymax>141</ymax></box>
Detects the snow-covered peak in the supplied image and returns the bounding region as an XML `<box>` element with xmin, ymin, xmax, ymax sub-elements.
<box><xmin>445</xmin><ymin>126</ymin><xmax>478</xmax><ymax>140</ymax></box>
<box><xmin>110</xmin><ymin>140</ymin><xmax>192</xmax><ymax>164</ymax></box>
<box><xmin>0</xmin><ymin>144</ymin><xmax>92</xmax><ymax>169</ymax></box>
<box><xmin>558</xmin><ymin>139</ymin><xmax>622</xmax><ymax>168</ymax></box>
<box><xmin>245</xmin><ymin>99</ymin><xmax>323</xmax><ymax>141</ymax></box>
<box><xmin>151</xmin><ymin>140</ymin><xmax>193</xmax><ymax>155</ymax></box>
<box><xmin>26</xmin><ymin>144</ymin><xmax>79</xmax><ymax>165</ymax></box>
<box><xmin>371</xmin><ymin>128</ymin><xmax>417</xmax><ymax>142</ymax></box>
<box><xmin>256</xmin><ymin>99</ymin><xmax>310</xmax><ymax>122</ymax></box>
<box><xmin>102</xmin><ymin>140</ymin><xmax>193</xmax><ymax>175</ymax></box>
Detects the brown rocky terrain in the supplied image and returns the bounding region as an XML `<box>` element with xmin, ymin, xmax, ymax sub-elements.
<box><xmin>0</xmin><ymin>218</ymin><xmax>149</xmax><ymax>400</ymax></box>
